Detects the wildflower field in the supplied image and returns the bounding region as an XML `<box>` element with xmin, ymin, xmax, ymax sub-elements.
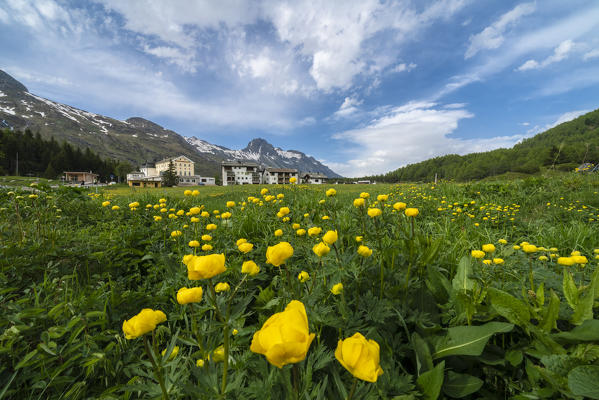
<box><xmin>2</xmin><ymin>175</ymin><xmax>599</xmax><ymax>399</ymax></box>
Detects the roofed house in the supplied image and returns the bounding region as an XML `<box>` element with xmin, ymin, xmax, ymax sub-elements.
<box><xmin>221</xmin><ymin>161</ymin><xmax>262</xmax><ymax>185</ymax></box>
<box><xmin>155</xmin><ymin>155</ymin><xmax>195</xmax><ymax>177</ymax></box>
<box><xmin>264</xmin><ymin>168</ymin><xmax>299</xmax><ymax>184</ymax></box>
<box><xmin>300</xmin><ymin>172</ymin><xmax>327</xmax><ymax>184</ymax></box>
<box><xmin>128</xmin><ymin>176</ymin><xmax>162</xmax><ymax>188</ymax></box>
<box><xmin>63</xmin><ymin>171</ymin><xmax>99</xmax><ymax>185</ymax></box>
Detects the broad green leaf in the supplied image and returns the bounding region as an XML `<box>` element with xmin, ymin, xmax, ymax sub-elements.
<box><xmin>442</xmin><ymin>371</ymin><xmax>483</xmax><ymax>398</ymax></box>
<box><xmin>568</xmin><ymin>365</ymin><xmax>599</xmax><ymax>399</ymax></box>
<box><xmin>563</xmin><ymin>270</ymin><xmax>578</xmax><ymax>310</ymax></box>
<box><xmin>536</xmin><ymin>282</ymin><xmax>545</xmax><ymax>306</ymax></box>
<box><xmin>539</xmin><ymin>289</ymin><xmax>560</xmax><ymax>333</ymax></box>
<box><xmin>433</xmin><ymin>321</ymin><xmax>513</xmax><ymax>359</ymax></box>
<box><xmin>487</xmin><ymin>287</ymin><xmax>530</xmax><ymax>328</ymax></box>
<box><xmin>412</xmin><ymin>332</ymin><xmax>433</xmax><ymax>374</ymax></box>
<box><xmin>417</xmin><ymin>361</ymin><xmax>445</xmax><ymax>400</ymax></box>
<box><xmin>505</xmin><ymin>350</ymin><xmax>523</xmax><ymax>367</ymax></box>
<box><xmin>571</xmin><ymin>280</ymin><xmax>596</xmax><ymax>325</ymax></box>
<box><xmin>426</xmin><ymin>265</ymin><xmax>451</xmax><ymax>304</ymax></box>
<box><xmin>553</xmin><ymin>319</ymin><xmax>599</xmax><ymax>342</ymax></box>
<box><xmin>452</xmin><ymin>256</ymin><xmax>474</xmax><ymax>293</ymax></box>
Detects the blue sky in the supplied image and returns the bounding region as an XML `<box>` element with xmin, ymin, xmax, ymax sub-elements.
<box><xmin>1</xmin><ymin>0</ymin><xmax>599</xmax><ymax>177</ymax></box>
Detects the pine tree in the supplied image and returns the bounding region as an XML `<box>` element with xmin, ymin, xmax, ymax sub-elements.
<box><xmin>162</xmin><ymin>160</ymin><xmax>179</xmax><ymax>187</ymax></box>
<box><xmin>43</xmin><ymin>162</ymin><xmax>58</xmax><ymax>179</ymax></box>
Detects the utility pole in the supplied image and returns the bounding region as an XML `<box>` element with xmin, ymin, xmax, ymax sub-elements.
<box><xmin>15</xmin><ymin>152</ymin><xmax>18</xmax><ymax>176</ymax></box>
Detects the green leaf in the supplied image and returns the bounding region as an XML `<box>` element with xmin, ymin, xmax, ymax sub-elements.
<box><xmin>433</xmin><ymin>321</ymin><xmax>513</xmax><ymax>359</ymax></box>
<box><xmin>442</xmin><ymin>371</ymin><xmax>483</xmax><ymax>398</ymax></box>
<box><xmin>426</xmin><ymin>265</ymin><xmax>451</xmax><ymax>304</ymax></box>
<box><xmin>563</xmin><ymin>270</ymin><xmax>578</xmax><ymax>310</ymax></box>
<box><xmin>417</xmin><ymin>361</ymin><xmax>445</xmax><ymax>400</ymax></box>
<box><xmin>568</xmin><ymin>365</ymin><xmax>599</xmax><ymax>399</ymax></box>
<box><xmin>571</xmin><ymin>281</ymin><xmax>596</xmax><ymax>326</ymax></box>
<box><xmin>487</xmin><ymin>287</ymin><xmax>530</xmax><ymax>328</ymax></box>
<box><xmin>536</xmin><ymin>282</ymin><xmax>545</xmax><ymax>306</ymax></box>
<box><xmin>554</xmin><ymin>319</ymin><xmax>599</xmax><ymax>342</ymax></box>
<box><xmin>15</xmin><ymin>349</ymin><xmax>38</xmax><ymax>369</ymax></box>
<box><xmin>539</xmin><ymin>289</ymin><xmax>560</xmax><ymax>333</ymax></box>
<box><xmin>412</xmin><ymin>332</ymin><xmax>433</xmax><ymax>374</ymax></box>
<box><xmin>505</xmin><ymin>349</ymin><xmax>523</xmax><ymax>367</ymax></box>
<box><xmin>452</xmin><ymin>256</ymin><xmax>474</xmax><ymax>293</ymax></box>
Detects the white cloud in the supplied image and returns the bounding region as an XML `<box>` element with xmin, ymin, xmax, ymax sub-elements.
<box><xmin>517</xmin><ymin>39</ymin><xmax>575</xmax><ymax>71</ymax></box>
<box><xmin>391</xmin><ymin>62</ymin><xmax>417</xmax><ymax>73</ymax></box>
<box><xmin>465</xmin><ymin>2</ymin><xmax>535</xmax><ymax>59</ymax></box>
<box><xmin>525</xmin><ymin>109</ymin><xmax>590</xmax><ymax>135</ymax></box>
<box><xmin>583</xmin><ymin>49</ymin><xmax>599</xmax><ymax>61</ymax></box>
<box><xmin>331</xmin><ymin>102</ymin><xmax>526</xmax><ymax>177</ymax></box>
<box><xmin>142</xmin><ymin>45</ymin><xmax>198</xmax><ymax>72</ymax></box>
<box><xmin>332</xmin><ymin>96</ymin><xmax>363</xmax><ymax>119</ymax></box>
<box><xmin>520</xmin><ymin>122</ymin><xmax>530</xmax><ymax>126</ymax></box>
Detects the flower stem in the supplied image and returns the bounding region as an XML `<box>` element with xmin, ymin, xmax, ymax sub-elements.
<box><xmin>347</xmin><ymin>377</ymin><xmax>358</xmax><ymax>400</ymax></box>
<box><xmin>144</xmin><ymin>336</ymin><xmax>169</xmax><ymax>400</ymax></box>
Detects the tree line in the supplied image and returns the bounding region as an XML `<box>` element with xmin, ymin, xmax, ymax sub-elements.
<box><xmin>364</xmin><ymin>108</ymin><xmax>599</xmax><ymax>183</ymax></box>
<box><xmin>0</xmin><ymin>128</ymin><xmax>134</xmax><ymax>182</ymax></box>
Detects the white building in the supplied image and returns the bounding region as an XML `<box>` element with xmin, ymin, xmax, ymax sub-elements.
<box><xmin>126</xmin><ymin>156</ymin><xmax>215</xmax><ymax>186</ymax></box>
<box><xmin>178</xmin><ymin>176</ymin><xmax>216</xmax><ymax>186</ymax></box>
<box><xmin>301</xmin><ymin>172</ymin><xmax>327</xmax><ymax>184</ymax></box>
<box><xmin>263</xmin><ymin>168</ymin><xmax>299</xmax><ymax>184</ymax></box>
<box><xmin>221</xmin><ymin>161</ymin><xmax>262</xmax><ymax>185</ymax></box>
<box><xmin>156</xmin><ymin>155</ymin><xmax>195</xmax><ymax>177</ymax></box>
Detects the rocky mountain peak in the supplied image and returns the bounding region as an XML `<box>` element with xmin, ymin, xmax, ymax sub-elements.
<box><xmin>243</xmin><ymin>138</ymin><xmax>278</xmax><ymax>156</ymax></box>
<box><xmin>126</xmin><ymin>117</ymin><xmax>164</xmax><ymax>131</ymax></box>
<box><xmin>0</xmin><ymin>70</ymin><xmax>28</xmax><ymax>93</ymax></box>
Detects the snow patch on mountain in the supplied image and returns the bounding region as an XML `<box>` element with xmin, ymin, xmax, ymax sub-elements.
<box><xmin>0</xmin><ymin>105</ymin><xmax>16</xmax><ymax>115</ymax></box>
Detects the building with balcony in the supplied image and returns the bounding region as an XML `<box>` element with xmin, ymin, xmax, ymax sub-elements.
<box><xmin>221</xmin><ymin>161</ymin><xmax>262</xmax><ymax>185</ymax></box>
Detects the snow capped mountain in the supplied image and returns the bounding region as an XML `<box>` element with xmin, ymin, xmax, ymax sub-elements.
<box><xmin>185</xmin><ymin>137</ymin><xmax>341</xmax><ymax>178</ymax></box>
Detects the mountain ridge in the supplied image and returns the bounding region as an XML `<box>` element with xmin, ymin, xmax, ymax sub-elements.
<box><xmin>0</xmin><ymin>69</ymin><xmax>341</xmax><ymax>178</ymax></box>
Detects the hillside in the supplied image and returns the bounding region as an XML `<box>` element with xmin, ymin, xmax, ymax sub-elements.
<box><xmin>367</xmin><ymin>108</ymin><xmax>599</xmax><ymax>182</ymax></box>
<box><xmin>0</xmin><ymin>69</ymin><xmax>341</xmax><ymax>178</ymax></box>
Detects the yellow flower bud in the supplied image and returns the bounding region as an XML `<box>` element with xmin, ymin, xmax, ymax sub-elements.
<box><xmin>266</xmin><ymin>242</ymin><xmax>294</xmax><ymax>267</ymax></box>
<box><xmin>177</xmin><ymin>287</ymin><xmax>203</xmax><ymax>304</ymax></box>
<box><xmin>331</xmin><ymin>283</ymin><xmax>343</xmax><ymax>295</ymax></box>
<box><xmin>312</xmin><ymin>242</ymin><xmax>330</xmax><ymax>257</ymax></box>
<box><xmin>322</xmin><ymin>230</ymin><xmax>338</xmax><ymax>245</ymax></box>
<box><xmin>122</xmin><ymin>309</ymin><xmax>167</xmax><ymax>339</ymax></box>
<box><xmin>241</xmin><ymin>260</ymin><xmax>260</xmax><ymax>276</ymax></box>
<box><xmin>335</xmin><ymin>333</ymin><xmax>383</xmax><ymax>382</ymax></box>
<box><xmin>298</xmin><ymin>271</ymin><xmax>310</xmax><ymax>282</ymax></box>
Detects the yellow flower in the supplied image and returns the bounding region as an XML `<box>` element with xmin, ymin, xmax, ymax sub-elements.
<box><xmin>405</xmin><ymin>208</ymin><xmax>419</xmax><ymax>217</ymax></box>
<box><xmin>241</xmin><ymin>260</ymin><xmax>260</xmax><ymax>276</ymax></box>
<box><xmin>161</xmin><ymin>346</ymin><xmax>179</xmax><ymax>360</ymax></box>
<box><xmin>538</xmin><ymin>255</ymin><xmax>548</xmax><ymax>261</ymax></box>
<box><xmin>220</xmin><ymin>212</ymin><xmax>232</xmax><ymax>219</ymax></box>
<box><xmin>196</xmin><ymin>359</ymin><xmax>205</xmax><ymax>367</ymax></box>
<box><xmin>238</xmin><ymin>242</ymin><xmax>254</xmax><ymax>253</ymax></box>
<box><xmin>471</xmin><ymin>250</ymin><xmax>485</xmax><ymax>259</ymax></box>
<box><xmin>184</xmin><ymin>190</ymin><xmax>192</xmax><ymax>196</ymax></box>
<box><xmin>571</xmin><ymin>250</ymin><xmax>581</xmax><ymax>256</ymax></box>
<box><xmin>261</xmin><ymin>188</ymin><xmax>269</xmax><ymax>195</ymax></box>
<box><xmin>189</xmin><ymin>240</ymin><xmax>200</xmax><ymax>248</ymax></box>
<box><xmin>296</xmin><ymin>229</ymin><xmax>306</xmax><ymax>236</ymax></box>
<box><xmin>189</xmin><ymin>207</ymin><xmax>201</xmax><ymax>215</ymax></box>
<box><xmin>212</xmin><ymin>345</ymin><xmax>225</xmax><ymax>362</ymax></box>
<box><xmin>159</xmin><ymin>198</ymin><xmax>167</xmax><ymax>203</ymax></box>
<box><xmin>111</xmin><ymin>205</ymin><xmax>120</xmax><ymax>211</ymax></box>
<box><xmin>335</xmin><ymin>333</ymin><xmax>384</xmax><ymax>383</ymax></box>
<box><xmin>353</xmin><ymin>198</ymin><xmax>365</xmax><ymax>207</ymax></box>
<box><xmin>182</xmin><ymin>254</ymin><xmax>194</xmax><ymax>265</ymax></box>
<box><xmin>190</xmin><ymin>217</ymin><xmax>199</xmax><ymax>223</ymax></box>
<box><xmin>298</xmin><ymin>271</ymin><xmax>310</xmax><ymax>283</ymax></box>
<box><xmin>171</xmin><ymin>230</ymin><xmax>182</xmax><ymax>237</ymax></box>
<box><xmin>572</xmin><ymin>255</ymin><xmax>588</xmax><ymax>264</ymax></box>
<box><xmin>321</xmin><ymin>215</ymin><xmax>330</xmax><ymax>220</ymax></box>
<box><xmin>279</xmin><ymin>207</ymin><xmax>290</xmax><ymax>216</ymax></box>
<box><xmin>28</xmin><ymin>194</ymin><xmax>38</xmax><ymax>199</ymax></box>
<box><xmin>357</xmin><ymin>245</ymin><xmax>373</xmax><ymax>257</ymax></box>
<box><xmin>122</xmin><ymin>309</ymin><xmax>167</xmax><ymax>339</ymax></box>
<box><xmin>322</xmin><ymin>230</ymin><xmax>338</xmax><ymax>245</ymax></box>
<box><xmin>376</xmin><ymin>194</ymin><xmax>388</xmax><ymax>202</ymax></box>
<box><xmin>360</xmin><ymin>192</ymin><xmax>370</xmax><ymax>199</ymax></box>
<box><xmin>199</xmin><ymin>235</ymin><xmax>212</xmax><ymax>242</ymax></box>
<box><xmin>202</xmin><ymin>244</ymin><xmax>213</xmax><ymax>251</ymax></box>
<box><xmin>307</xmin><ymin>227</ymin><xmax>322</xmax><ymax>237</ymax></box>
<box><xmin>250</xmin><ymin>300</ymin><xmax>315</xmax><ymax>368</ymax></box>
<box><xmin>513</xmin><ymin>245</ymin><xmax>521</xmax><ymax>250</ymax></box>
<box><xmin>493</xmin><ymin>258</ymin><xmax>504</xmax><ymax>264</ymax></box>
<box><xmin>290</xmin><ymin>177</ymin><xmax>297</xmax><ymax>183</ymax></box>
<box><xmin>266</xmin><ymin>242</ymin><xmax>294</xmax><ymax>267</ymax></box>
<box><xmin>206</xmin><ymin>224</ymin><xmax>217</xmax><ymax>231</ymax></box>
<box><xmin>154</xmin><ymin>216</ymin><xmax>162</xmax><ymax>221</ymax></box>
<box><xmin>187</xmin><ymin>254</ymin><xmax>226</xmax><ymax>280</ymax></box>
<box><xmin>331</xmin><ymin>283</ymin><xmax>343</xmax><ymax>295</ymax></box>
<box><xmin>102</xmin><ymin>201</ymin><xmax>110</xmax><ymax>207</ymax></box>
<box><xmin>274</xmin><ymin>229</ymin><xmax>283</xmax><ymax>237</ymax></box>
<box><xmin>498</xmin><ymin>239</ymin><xmax>508</xmax><ymax>244</ymax></box>
<box><xmin>326</xmin><ymin>188</ymin><xmax>336</xmax><ymax>197</ymax></box>
<box><xmin>312</xmin><ymin>242</ymin><xmax>330</xmax><ymax>257</ymax></box>
<box><xmin>483</xmin><ymin>259</ymin><xmax>492</xmax><ymax>265</ymax></box>
<box><xmin>482</xmin><ymin>244</ymin><xmax>496</xmax><ymax>253</ymax></box>
<box><xmin>215</xmin><ymin>282</ymin><xmax>230</xmax><ymax>293</ymax></box>
<box><xmin>367</xmin><ymin>208</ymin><xmax>382</xmax><ymax>218</ymax></box>
<box><xmin>558</xmin><ymin>257</ymin><xmax>576</xmax><ymax>266</ymax></box>
<box><xmin>522</xmin><ymin>244</ymin><xmax>538</xmax><ymax>253</ymax></box>
<box><xmin>318</xmin><ymin>199</ymin><xmax>325</xmax><ymax>205</ymax></box>
<box><xmin>177</xmin><ymin>287</ymin><xmax>203</xmax><ymax>304</ymax></box>
<box><xmin>201</xmin><ymin>211</ymin><xmax>210</xmax><ymax>217</ymax></box>
<box><xmin>226</xmin><ymin>201</ymin><xmax>236</xmax><ymax>208</ymax></box>
<box><xmin>192</xmin><ymin>190</ymin><xmax>199</xmax><ymax>196</ymax></box>
<box><xmin>236</xmin><ymin>238</ymin><xmax>248</xmax><ymax>246</ymax></box>
<box><xmin>355</xmin><ymin>236</ymin><xmax>363</xmax><ymax>242</ymax></box>
<box><xmin>393</xmin><ymin>202</ymin><xmax>406</xmax><ymax>211</ymax></box>
<box><xmin>129</xmin><ymin>201</ymin><xmax>140</xmax><ymax>208</ymax></box>
<box><xmin>232</xmin><ymin>329</ymin><xmax>239</xmax><ymax>335</ymax></box>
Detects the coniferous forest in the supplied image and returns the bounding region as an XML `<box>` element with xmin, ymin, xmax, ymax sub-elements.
<box><xmin>0</xmin><ymin>128</ymin><xmax>133</xmax><ymax>182</ymax></box>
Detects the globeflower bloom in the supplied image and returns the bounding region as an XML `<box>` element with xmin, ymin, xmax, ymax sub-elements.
<box><xmin>353</xmin><ymin>198</ymin><xmax>365</xmax><ymax>208</ymax></box>
<box><xmin>326</xmin><ymin>188</ymin><xmax>336</xmax><ymax>197</ymax></box>
<box><xmin>266</xmin><ymin>242</ymin><xmax>294</xmax><ymax>267</ymax></box>
<box><xmin>498</xmin><ymin>239</ymin><xmax>508</xmax><ymax>244</ymax></box>
<box><xmin>102</xmin><ymin>201</ymin><xmax>110</xmax><ymax>207</ymax></box>
<box><xmin>307</xmin><ymin>227</ymin><xmax>322</xmax><ymax>237</ymax></box>
<box><xmin>312</xmin><ymin>242</ymin><xmax>330</xmax><ymax>257</ymax></box>
<box><xmin>393</xmin><ymin>202</ymin><xmax>407</xmax><ymax>211</ymax></box>
<box><xmin>177</xmin><ymin>287</ymin><xmax>203</xmax><ymax>304</ymax></box>
<box><xmin>202</xmin><ymin>234</ymin><xmax>212</xmax><ymax>241</ymax></box>
<box><xmin>241</xmin><ymin>260</ymin><xmax>260</xmax><ymax>276</ymax></box>
<box><xmin>522</xmin><ymin>244</ymin><xmax>538</xmax><ymax>253</ymax></box>
<box><xmin>215</xmin><ymin>282</ymin><xmax>230</xmax><ymax>293</ymax></box>
<box><xmin>274</xmin><ymin>229</ymin><xmax>283</xmax><ymax>237</ymax></box>
<box><xmin>331</xmin><ymin>283</ymin><xmax>343</xmax><ymax>295</ymax></box>
<box><xmin>357</xmin><ymin>245</ymin><xmax>373</xmax><ymax>257</ymax></box>
<box><xmin>122</xmin><ymin>309</ymin><xmax>167</xmax><ymax>339</ymax></box>
<box><xmin>290</xmin><ymin>177</ymin><xmax>297</xmax><ymax>183</ymax></box>
<box><xmin>202</xmin><ymin>244</ymin><xmax>213</xmax><ymax>251</ymax></box>
<box><xmin>187</xmin><ymin>254</ymin><xmax>226</xmax><ymax>280</ymax></box>
<box><xmin>493</xmin><ymin>258</ymin><xmax>504</xmax><ymax>265</ymax></box>
<box><xmin>335</xmin><ymin>333</ymin><xmax>384</xmax><ymax>383</ymax></box>
<box><xmin>206</xmin><ymin>224</ymin><xmax>217</xmax><ymax>231</ymax></box>
<box><xmin>111</xmin><ymin>205</ymin><xmax>120</xmax><ymax>211</ymax></box>
<box><xmin>377</xmin><ymin>194</ymin><xmax>388</xmax><ymax>202</ymax></box>
<box><xmin>226</xmin><ymin>201</ymin><xmax>236</xmax><ymax>208</ymax></box>
<box><xmin>189</xmin><ymin>240</ymin><xmax>200</xmax><ymax>248</ymax></box>
<box><xmin>558</xmin><ymin>257</ymin><xmax>576</xmax><ymax>266</ymax></box>
<box><xmin>238</xmin><ymin>242</ymin><xmax>254</xmax><ymax>253</ymax></box>
<box><xmin>298</xmin><ymin>271</ymin><xmax>310</xmax><ymax>282</ymax></box>
<box><xmin>171</xmin><ymin>230</ymin><xmax>182</xmax><ymax>238</ymax></box>
<box><xmin>367</xmin><ymin>208</ymin><xmax>382</xmax><ymax>218</ymax></box>
<box><xmin>405</xmin><ymin>208</ymin><xmax>419</xmax><ymax>217</ymax></box>
<box><xmin>279</xmin><ymin>207</ymin><xmax>290</xmax><ymax>216</ymax></box>
<box><xmin>296</xmin><ymin>229</ymin><xmax>306</xmax><ymax>236</ymax></box>
<box><xmin>482</xmin><ymin>244</ymin><xmax>496</xmax><ymax>253</ymax></box>
<box><xmin>250</xmin><ymin>300</ymin><xmax>315</xmax><ymax>368</ymax></box>
<box><xmin>573</xmin><ymin>255</ymin><xmax>588</xmax><ymax>265</ymax></box>
<box><xmin>471</xmin><ymin>250</ymin><xmax>485</xmax><ymax>259</ymax></box>
<box><xmin>322</xmin><ymin>230</ymin><xmax>338</xmax><ymax>245</ymax></box>
<box><xmin>360</xmin><ymin>192</ymin><xmax>370</xmax><ymax>199</ymax></box>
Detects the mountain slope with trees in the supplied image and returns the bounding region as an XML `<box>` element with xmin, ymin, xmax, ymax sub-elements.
<box><xmin>366</xmin><ymin>108</ymin><xmax>599</xmax><ymax>182</ymax></box>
